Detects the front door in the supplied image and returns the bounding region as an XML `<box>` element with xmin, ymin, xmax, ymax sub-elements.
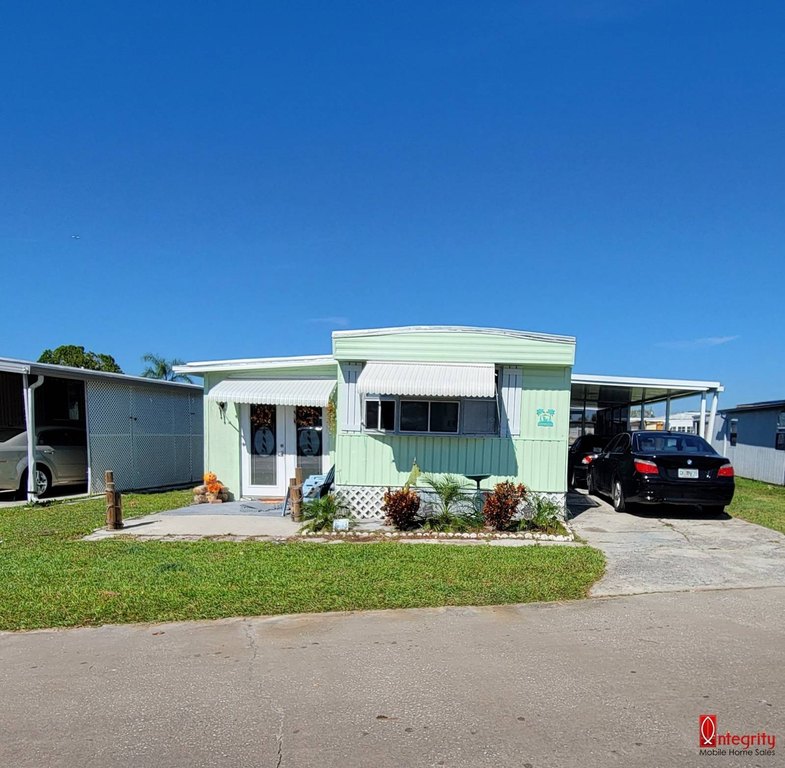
<box><xmin>241</xmin><ymin>404</ymin><xmax>326</xmax><ymax>497</ymax></box>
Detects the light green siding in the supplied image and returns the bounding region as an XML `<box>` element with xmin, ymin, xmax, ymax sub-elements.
<box><xmin>333</xmin><ymin>329</ymin><xmax>573</xmax><ymax>495</ymax></box>
<box><xmin>335</xmin><ymin>434</ymin><xmax>566</xmax><ymax>493</ymax></box>
<box><xmin>220</xmin><ymin>364</ymin><xmax>337</xmax><ymax>381</ymax></box>
<box><xmin>204</xmin><ymin>376</ymin><xmax>243</xmax><ymax>493</ymax></box>
<box><xmin>521</xmin><ymin>367</ymin><xmax>572</xmax><ymax>442</ymax></box>
<box><xmin>333</xmin><ymin>329</ymin><xmax>575</xmax><ymax>366</ymax></box>
<box><xmin>202</xmin><ymin>364</ymin><xmax>337</xmax><ymax>496</ymax></box>
<box><xmin>335</xmin><ymin>356</ymin><xmax>573</xmax><ymax>494</ymax></box>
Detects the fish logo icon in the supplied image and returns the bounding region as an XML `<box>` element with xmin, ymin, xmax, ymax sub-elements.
<box><xmin>699</xmin><ymin>715</ymin><xmax>717</xmax><ymax>747</ymax></box>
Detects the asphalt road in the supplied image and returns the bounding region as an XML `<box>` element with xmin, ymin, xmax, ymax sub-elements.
<box><xmin>2</xmin><ymin>588</ymin><xmax>782</xmax><ymax>768</ymax></box>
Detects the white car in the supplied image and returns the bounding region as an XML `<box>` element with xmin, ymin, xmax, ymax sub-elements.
<box><xmin>0</xmin><ymin>427</ymin><xmax>87</xmax><ymax>498</ymax></box>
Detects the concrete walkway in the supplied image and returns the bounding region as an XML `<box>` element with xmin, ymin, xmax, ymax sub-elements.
<box><xmin>568</xmin><ymin>489</ymin><xmax>785</xmax><ymax>596</ymax></box>
<box><xmin>85</xmin><ymin>500</ymin><xmax>302</xmax><ymax>540</ymax></box>
<box><xmin>1</xmin><ymin>588</ymin><xmax>782</xmax><ymax>768</ymax></box>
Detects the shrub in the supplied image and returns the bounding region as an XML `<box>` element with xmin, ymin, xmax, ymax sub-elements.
<box><xmin>420</xmin><ymin>506</ymin><xmax>485</xmax><ymax>532</ymax></box>
<box><xmin>421</xmin><ymin>474</ymin><xmax>472</xmax><ymax>516</ymax></box>
<box><xmin>483</xmin><ymin>481</ymin><xmax>527</xmax><ymax>530</ymax></box>
<box><xmin>299</xmin><ymin>494</ymin><xmax>353</xmax><ymax>533</ymax></box>
<box><xmin>520</xmin><ymin>494</ymin><xmax>563</xmax><ymax>534</ymax></box>
<box><xmin>382</xmin><ymin>487</ymin><xmax>421</xmax><ymax>530</ymax></box>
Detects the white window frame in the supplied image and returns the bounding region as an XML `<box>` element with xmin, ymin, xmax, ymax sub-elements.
<box><xmin>363</xmin><ymin>396</ymin><xmax>397</xmax><ymax>433</ymax></box>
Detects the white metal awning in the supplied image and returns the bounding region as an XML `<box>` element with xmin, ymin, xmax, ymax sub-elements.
<box><xmin>357</xmin><ymin>362</ymin><xmax>496</xmax><ymax>398</ymax></box>
<box><xmin>208</xmin><ymin>378</ymin><xmax>336</xmax><ymax>407</ymax></box>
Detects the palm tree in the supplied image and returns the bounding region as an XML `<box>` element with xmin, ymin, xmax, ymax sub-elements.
<box><xmin>141</xmin><ymin>353</ymin><xmax>193</xmax><ymax>383</ymax></box>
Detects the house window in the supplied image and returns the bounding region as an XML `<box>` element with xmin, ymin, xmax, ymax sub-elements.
<box><xmin>400</xmin><ymin>401</ymin><xmax>429</xmax><ymax>431</ymax></box>
<box><xmin>462</xmin><ymin>399</ymin><xmax>498</xmax><ymax>435</ymax></box>
<box><xmin>431</xmin><ymin>402</ymin><xmax>459</xmax><ymax>433</ymax></box>
<box><xmin>776</xmin><ymin>411</ymin><xmax>785</xmax><ymax>451</ymax></box>
<box><xmin>729</xmin><ymin>419</ymin><xmax>738</xmax><ymax>447</ymax></box>
<box><xmin>400</xmin><ymin>400</ymin><xmax>459</xmax><ymax>434</ymax></box>
<box><xmin>365</xmin><ymin>398</ymin><xmax>395</xmax><ymax>431</ymax></box>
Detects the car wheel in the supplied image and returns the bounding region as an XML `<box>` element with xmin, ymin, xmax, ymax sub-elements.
<box><xmin>611</xmin><ymin>477</ymin><xmax>627</xmax><ymax>513</ymax></box>
<box><xmin>17</xmin><ymin>466</ymin><xmax>52</xmax><ymax>499</ymax></box>
<box><xmin>586</xmin><ymin>469</ymin><xmax>596</xmax><ymax>496</ymax></box>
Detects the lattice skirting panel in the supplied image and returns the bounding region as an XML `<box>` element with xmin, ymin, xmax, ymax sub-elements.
<box><xmin>523</xmin><ymin>492</ymin><xmax>567</xmax><ymax>519</ymax></box>
<box><xmin>335</xmin><ymin>485</ymin><xmax>387</xmax><ymax>519</ymax></box>
<box><xmin>336</xmin><ymin>486</ymin><xmax>567</xmax><ymax>521</ymax></box>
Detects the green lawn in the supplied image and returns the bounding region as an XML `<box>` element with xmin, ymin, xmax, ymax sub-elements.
<box><xmin>0</xmin><ymin>490</ymin><xmax>605</xmax><ymax>631</ymax></box>
<box><xmin>728</xmin><ymin>477</ymin><xmax>785</xmax><ymax>534</ymax></box>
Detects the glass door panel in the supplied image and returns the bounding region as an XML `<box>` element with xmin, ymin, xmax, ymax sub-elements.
<box><xmin>250</xmin><ymin>404</ymin><xmax>277</xmax><ymax>486</ymax></box>
<box><xmin>295</xmin><ymin>406</ymin><xmax>323</xmax><ymax>479</ymax></box>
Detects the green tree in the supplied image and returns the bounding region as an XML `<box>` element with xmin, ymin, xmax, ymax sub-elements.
<box><xmin>38</xmin><ymin>345</ymin><xmax>123</xmax><ymax>373</ymax></box>
<box><xmin>141</xmin><ymin>353</ymin><xmax>193</xmax><ymax>383</ymax></box>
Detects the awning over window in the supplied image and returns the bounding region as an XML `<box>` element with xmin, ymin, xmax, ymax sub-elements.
<box><xmin>207</xmin><ymin>378</ymin><xmax>336</xmax><ymax>407</ymax></box>
<box><xmin>357</xmin><ymin>362</ymin><xmax>496</xmax><ymax>399</ymax></box>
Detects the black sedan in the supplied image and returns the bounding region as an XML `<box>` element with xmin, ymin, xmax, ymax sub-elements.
<box><xmin>587</xmin><ymin>431</ymin><xmax>735</xmax><ymax>513</ymax></box>
<box><xmin>568</xmin><ymin>434</ymin><xmax>611</xmax><ymax>488</ymax></box>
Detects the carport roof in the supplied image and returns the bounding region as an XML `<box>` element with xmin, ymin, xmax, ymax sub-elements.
<box><xmin>0</xmin><ymin>357</ymin><xmax>201</xmax><ymax>389</ymax></box>
<box><xmin>571</xmin><ymin>373</ymin><xmax>722</xmax><ymax>409</ymax></box>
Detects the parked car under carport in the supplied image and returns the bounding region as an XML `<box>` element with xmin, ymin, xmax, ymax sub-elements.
<box><xmin>0</xmin><ymin>427</ymin><xmax>88</xmax><ymax>498</ymax></box>
<box><xmin>587</xmin><ymin>431</ymin><xmax>735</xmax><ymax>514</ymax></box>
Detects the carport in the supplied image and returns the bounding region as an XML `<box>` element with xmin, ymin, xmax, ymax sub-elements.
<box><xmin>570</xmin><ymin>374</ymin><xmax>723</xmax><ymax>439</ymax></box>
<box><xmin>0</xmin><ymin>357</ymin><xmax>204</xmax><ymax>501</ymax></box>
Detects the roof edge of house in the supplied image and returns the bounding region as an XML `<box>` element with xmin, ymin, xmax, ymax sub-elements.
<box><xmin>174</xmin><ymin>354</ymin><xmax>335</xmax><ymax>374</ymax></box>
<box><xmin>332</xmin><ymin>325</ymin><xmax>576</xmax><ymax>344</ymax></box>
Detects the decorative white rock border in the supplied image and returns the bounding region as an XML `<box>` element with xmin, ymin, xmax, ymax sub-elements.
<box><xmin>298</xmin><ymin>528</ymin><xmax>575</xmax><ymax>542</ymax></box>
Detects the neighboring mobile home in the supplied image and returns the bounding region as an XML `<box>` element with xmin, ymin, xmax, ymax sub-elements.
<box><xmin>177</xmin><ymin>326</ymin><xmax>575</xmax><ymax>517</ymax></box>
<box><xmin>712</xmin><ymin>400</ymin><xmax>785</xmax><ymax>485</ymax></box>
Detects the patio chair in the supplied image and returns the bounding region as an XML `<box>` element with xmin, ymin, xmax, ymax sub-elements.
<box><xmin>301</xmin><ymin>465</ymin><xmax>335</xmax><ymax>500</ymax></box>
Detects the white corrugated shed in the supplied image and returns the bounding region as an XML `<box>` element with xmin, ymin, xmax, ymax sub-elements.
<box><xmin>356</xmin><ymin>362</ymin><xmax>496</xmax><ymax>398</ymax></box>
<box><xmin>208</xmin><ymin>378</ymin><xmax>336</xmax><ymax>406</ymax></box>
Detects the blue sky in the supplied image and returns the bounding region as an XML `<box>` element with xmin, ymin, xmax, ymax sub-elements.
<box><xmin>1</xmin><ymin>1</ymin><xmax>782</xmax><ymax>409</ymax></box>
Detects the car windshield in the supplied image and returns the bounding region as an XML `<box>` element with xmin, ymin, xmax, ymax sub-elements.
<box><xmin>634</xmin><ymin>433</ymin><xmax>715</xmax><ymax>454</ymax></box>
<box><xmin>0</xmin><ymin>428</ymin><xmax>25</xmax><ymax>444</ymax></box>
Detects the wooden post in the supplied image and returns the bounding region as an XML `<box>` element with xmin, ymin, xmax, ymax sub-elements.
<box><xmin>105</xmin><ymin>470</ymin><xmax>124</xmax><ymax>529</ymax></box>
<box><xmin>290</xmin><ymin>477</ymin><xmax>302</xmax><ymax>522</ymax></box>
<box><xmin>289</xmin><ymin>467</ymin><xmax>305</xmax><ymax>522</ymax></box>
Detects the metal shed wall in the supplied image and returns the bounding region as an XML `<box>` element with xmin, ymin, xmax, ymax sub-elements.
<box><xmin>86</xmin><ymin>378</ymin><xmax>203</xmax><ymax>493</ymax></box>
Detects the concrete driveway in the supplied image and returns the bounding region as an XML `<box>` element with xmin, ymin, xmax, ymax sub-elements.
<box><xmin>1</xmin><ymin>588</ymin><xmax>782</xmax><ymax>768</ymax></box>
<box><xmin>568</xmin><ymin>489</ymin><xmax>785</xmax><ymax>596</ymax></box>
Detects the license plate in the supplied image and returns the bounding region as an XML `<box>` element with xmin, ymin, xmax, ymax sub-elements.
<box><xmin>678</xmin><ymin>468</ymin><xmax>699</xmax><ymax>479</ymax></box>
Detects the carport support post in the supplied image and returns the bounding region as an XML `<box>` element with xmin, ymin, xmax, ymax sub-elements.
<box><xmin>699</xmin><ymin>392</ymin><xmax>707</xmax><ymax>438</ymax></box>
<box><xmin>22</xmin><ymin>373</ymin><xmax>44</xmax><ymax>502</ymax></box>
<box><xmin>665</xmin><ymin>397</ymin><xmax>672</xmax><ymax>431</ymax></box>
<box><xmin>707</xmin><ymin>389</ymin><xmax>719</xmax><ymax>444</ymax></box>
<box><xmin>639</xmin><ymin>390</ymin><xmax>646</xmax><ymax>430</ymax></box>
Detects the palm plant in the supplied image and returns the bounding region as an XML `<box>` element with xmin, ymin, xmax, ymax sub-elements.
<box><xmin>141</xmin><ymin>353</ymin><xmax>193</xmax><ymax>383</ymax></box>
<box><xmin>299</xmin><ymin>494</ymin><xmax>353</xmax><ymax>533</ymax></box>
<box><xmin>420</xmin><ymin>474</ymin><xmax>480</xmax><ymax>531</ymax></box>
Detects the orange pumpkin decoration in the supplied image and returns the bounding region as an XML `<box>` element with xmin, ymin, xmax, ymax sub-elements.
<box><xmin>203</xmin><ymin>472</ymin><xmax>217</xmax><ymax>484</ymax></box>
<box><xmin>207</xmin><ymin>482</ymin><xmax>222</xmax><ymax>494</ymax></box>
